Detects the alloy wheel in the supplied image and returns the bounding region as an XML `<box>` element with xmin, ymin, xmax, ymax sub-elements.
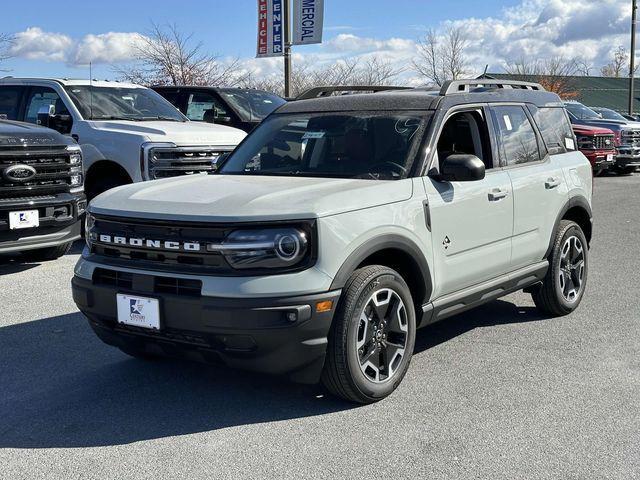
<box><xmin>558</xmin><ymin>235</ymin><xmax>585</xmax><ymax>303</ymax></box>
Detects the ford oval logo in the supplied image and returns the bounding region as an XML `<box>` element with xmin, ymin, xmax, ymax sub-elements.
<box><xmin>2</xmin><ymin>164</ymin><xmax>37</xmax><ymax>183</ymax></box>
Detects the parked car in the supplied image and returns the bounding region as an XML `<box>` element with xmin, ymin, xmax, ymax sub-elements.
<box><xmin>564</xmin><ymin>101</ymin><xmax>639</xmax><ymax>175</ymax></box>
<box><xmin>0</xmin><ymin>119</ymin><xmax>85</xmax><ymax>260</ymax></box>
<box><xmin>153</xmin><ymin>86</ymin><xmax>286</xmax><ymax>133</ymax></box>
<box><xmin>572</xmin><ymin>124</ymin><xmax>616</xmax><ymax>175</ymax></box>
<box><xmin>0</xmin><ymin>78</ymin><xmax>247</xmax><ymax>200</ymax></box>
<box><xmin>73</xmin><ymin>79</ymin><xmax>593</xmax><ymax>403</ymax></box>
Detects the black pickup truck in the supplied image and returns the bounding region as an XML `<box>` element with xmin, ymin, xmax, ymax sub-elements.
<box><xmin>0</xmin><ymin>119</ymin><xmax>85</xmax><ymax>260</ymax></box>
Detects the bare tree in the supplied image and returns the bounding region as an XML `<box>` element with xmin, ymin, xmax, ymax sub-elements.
<box><xmin>243</xmin><ymin>57</ymin><xmax>403</xmax><ymax>97</ymax></box>
<box><xmin>574</xmin><ymin>57</ymin><xmax>593</xmax><ymax>76</ymax></box>
<box><xmin>601</xmin><ymin>46</ymin><xmax>633</xmax><ymax>77</ymax></box>
<box><xmin>115</xmin><ymin>23</ymin><xmax>249</xmax><ymax>86</ymax></box>
<box><xmin>503</xmin><ymin>56</ymin><xmax>580</xmax><ymax>98</ymax></box>
<box><xmin>412</xmin><ymin>26</ymin><xmax>470</xmax><ymax>86</ymax></box>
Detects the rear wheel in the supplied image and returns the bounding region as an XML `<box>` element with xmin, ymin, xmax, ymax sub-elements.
<box><xmin>322</xmin><ymin>265</ymin><xmax>416</xmax><ymax>404</ymax></box>
<box><xmin>21</xmin><ymin>242</ymin><xmax>73</xmax><ymax>262</ymax></box>
<box><xmin>531</xmin><ymin>220</ymin><xmax>588</xmax><ymax>316</ymax></box>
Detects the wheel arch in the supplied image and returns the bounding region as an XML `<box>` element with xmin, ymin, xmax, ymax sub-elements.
<box><xmin>329</xmin><ymin>235</ymin><xmax>433</xmax><ymax>313</ymax></box>
<box><xmin>85</xmin><ymin>160</ymin><xmax>133</xmax><ymax>198</ymax></box>
<box><xmin>546</xmin><ymin>195</ymin><xmax>593</xmax><ymax>258</ymax></box>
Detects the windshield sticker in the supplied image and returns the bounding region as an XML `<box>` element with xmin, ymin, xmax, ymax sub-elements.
<box><xmin>565</xmin><ymin>137</ymin><xmax>575</xmax><ymax>150</ymax></box>
<box><xmin>302</xmin><ymin>131</ymin><xmax>325</xmax><ymax>140</ymax></box>
<box><xmin>503</xmin><ymin>115</ymin><xmax>513</xmax><ymax>131</ymax></box>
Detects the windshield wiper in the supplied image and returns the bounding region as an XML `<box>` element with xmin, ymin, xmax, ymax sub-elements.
<box><xmin>137</xmin><ymin>116</ymin><xmax>184</xmax><ymax>122</ymax></box>
<box><xmin>91</xmin><ymin>115</ymin><xmax>143</xmax><ymax>121</ymax></box>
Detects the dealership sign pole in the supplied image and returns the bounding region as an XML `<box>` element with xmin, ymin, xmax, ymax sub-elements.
<box><xmin>629</xmin><ymin>0</ymin><xmax>637</xmax><ymax>115</ymax></box>
<box><xmin>257</xmin><ymin>0</ymin><xmax>324</xmax><ymax>98</ymax></box>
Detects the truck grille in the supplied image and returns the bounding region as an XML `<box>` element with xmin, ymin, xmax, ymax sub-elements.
<box><xmin>592</xmin><ymin>134</ymin><xmax>615</xmax><ymax>150</ymax></box>
<box><xmin>0</xmin><ymin>145</ymin><xmax>74</xmax><ymax>199</ymax></box>
<box><xmin>620</xmin><ymin>129</ymin><xmax>640</xmax><ymax>148</ymax></box>
<box><xmin>88</xmin><ymin>215</ymin><xmax>234</xmax><ymax>274</ymax></box>
<box><xmin>145</xmin><ymin>145</ymin><xmax>234</xmax><ymax>180</ymax></box>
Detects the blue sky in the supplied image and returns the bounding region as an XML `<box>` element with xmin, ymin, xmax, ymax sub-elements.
<box><xmin>0</xmin><ymin>0</ymin><xmax>633</xmax><ymax>81</ymax></box>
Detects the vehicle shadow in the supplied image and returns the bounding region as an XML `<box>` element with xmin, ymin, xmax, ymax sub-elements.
<box><xmin>0</xmin><ymin>241</ymin><xmax>83</xmax><ymax>275</ymax></box>
<box><xmin>0</xmin><ymin>299</ymin><xmax>548</xmax><ymax>449</ymax></box>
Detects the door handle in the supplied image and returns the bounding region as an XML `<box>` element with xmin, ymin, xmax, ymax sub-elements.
<box><xmin>488</xmin><ymin>188</ymin><xmax>508</xmax><ymax>201</ymax></box>
<box><xmin>545</xmin><ymin>177</ymin><xmax>561</xmax><ymax>189</ymax></box>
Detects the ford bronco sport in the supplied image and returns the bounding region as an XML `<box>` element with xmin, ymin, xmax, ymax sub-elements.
<box><xmin>0</xmin><ymin>119</ymin><xmax>85</xmax><ymax>259</ymax></box>
<box><xmin>72</xmin><ymin>80</ymin><xmax>593</xmax><ymax>403</ymax></box>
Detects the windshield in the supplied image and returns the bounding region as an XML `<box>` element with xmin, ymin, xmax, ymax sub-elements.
<box><xmin>594</xmin><ymin>108</ymin><xmax>627</xmax><ymax>121</ymax></box>
<box><xmin>218</xmin><ymin>89</ymin><xmax>286</xmax><ymax>122</ymax></box>
<box><xmin>65</xmin><ymin>86</ymin><xmax>186</xmax><ymax>121</ymax></box>
<box><xmin>565</xmin><ymin>103</ymin><xmax>601</xmax><ymax>121</ymax></box>
<box><xmin>220</xmin><ymin>112</ymin><xmax>429</xmax><ymax>180</ymax></box>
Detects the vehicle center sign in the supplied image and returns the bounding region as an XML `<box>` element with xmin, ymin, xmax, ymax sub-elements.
<box><xmin>293</xmin><ymin>0</ymin><xmax>324</xmax><ymax>45</ymax></box>
<box><xmin>256</xmin><ymin>0</ymin><xmax>284</xmax><ymax>57</ymax></box>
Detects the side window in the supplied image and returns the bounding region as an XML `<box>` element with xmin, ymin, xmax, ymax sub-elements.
<box><xmin>24</xmin><ymin>87</ymin><xmax>68</xmax><ymax>124</ymax></box>
<box><xmin>528</xmin><ymin>105</ymin><xmax>576</xmax><ymax>155</ymax></box>
<box><xmin>491</xmin><ymin>106</ymin><xmax>541</xmax><ymax>166</ymax></box>
<box><xmin>158</xmin><ymin>90</ymin><xmax>181</xmax><ymax>109</ymax></box>
<box><xmin>185</xmin><ymin>93</ymin><xmax>229</xmax><ymax>122</ymax></box>
<box><xmin>0</xmin><ymin>86</ymin><xmax>24</xmax><ymax>120</ymax></box>
<box><xmin>436</xmin><ymin>109</ymin><xmax>494</xmax><ymax>170</ymax></box>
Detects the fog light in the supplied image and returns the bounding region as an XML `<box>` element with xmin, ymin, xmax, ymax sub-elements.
<box><xmin>316</xmin><ymin>300</ymin><xmax>333</xmax><ymax>313</ymax></box>
<box><xmin>285</xmin><ymin>311</ymin><xmax>298</xmax><ymax>323</ymax></box>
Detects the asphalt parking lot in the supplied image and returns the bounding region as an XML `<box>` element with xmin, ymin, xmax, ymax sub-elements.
<box><xmin>0</xmin><ymin>174</ymin><xmax>638</xmax><ymax>480</ymax></box>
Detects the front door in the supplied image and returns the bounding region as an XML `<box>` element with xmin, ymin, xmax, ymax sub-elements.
<box><xmin>423</xmin><ymin>106</ymin><xmax>514</xmax><ymax>299</ymax></box>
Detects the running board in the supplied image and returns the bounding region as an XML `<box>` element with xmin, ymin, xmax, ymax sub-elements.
<box><xmin>419</xmin><ymin>261</ymin><xmax>548</xmax><ymax>327</ymax></box>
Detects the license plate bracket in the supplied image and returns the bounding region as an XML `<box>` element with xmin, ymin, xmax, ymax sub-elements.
<box><xmin>9</xmin><ymin>210</ymin><xmax>39</xmax><ymax>230</ymax></box>
<box><xmin>116</xmin><ymin>294</ymin><xmax>161</xmax><ymax>330</ymax></box>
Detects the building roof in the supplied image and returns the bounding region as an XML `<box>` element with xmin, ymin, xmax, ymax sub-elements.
<box><xmin>482</xmin><ymin>73</ymin><xmax>640</xmax><ymax>113</ymax></box>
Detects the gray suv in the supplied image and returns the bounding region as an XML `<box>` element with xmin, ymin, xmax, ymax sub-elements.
<box><xmin>72</xmin><ymin>80</ymin><xmax>593</xmax><ymax>403</ymax></box>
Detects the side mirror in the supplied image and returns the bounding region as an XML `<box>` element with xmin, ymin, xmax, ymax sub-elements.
<box><xmin>440</xmin><ymin>154</ymin><xmax>485</xmax><ymax>182</ymax></box>
<box><xmin>37</xmin><ymin>105</ymin><xmax>55</xmax><ymax>128</ymax></box>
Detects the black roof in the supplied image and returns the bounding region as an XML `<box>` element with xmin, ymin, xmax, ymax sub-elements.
<box><xmin>277</xmin><ymin>80</ymin><xmax>563</xmax><ymax>114</ymax></box>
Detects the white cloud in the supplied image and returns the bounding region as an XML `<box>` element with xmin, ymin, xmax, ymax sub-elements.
<box><xmin>70</xmin><ymin>32</ymin><xmax>145</xmax><ymax>66</ymax></box>
<box><xmin>9</xmin><ymin>27</ymin><xmax>72</xmax><ymax>62</ymax></box>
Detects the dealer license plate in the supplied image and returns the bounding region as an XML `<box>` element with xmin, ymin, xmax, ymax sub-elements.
<box><xmin>9</xmin><ymin>210</ymin><xmax>39</xmax><ymax>230</ymax></box>
<box><xmin>116</xmin><ymin>294</ymin><xmax>160</xmax><ymax>330</ymax></box>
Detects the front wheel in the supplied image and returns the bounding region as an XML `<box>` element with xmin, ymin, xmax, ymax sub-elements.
<box><xmin>531</xmin><ymin>220</ymin><xmax>588</xmax><ymax>316</ymax></box>
<box><xmin>321</xmin><ymin>265</ymin><xmax>416</xmax><ymax>404</ymax></box>
<box><xmin>615</xmin><ymin>165</ymin><xmax>635</xmax><ymax>175</ymax></box>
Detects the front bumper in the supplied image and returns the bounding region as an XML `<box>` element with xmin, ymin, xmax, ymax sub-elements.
<box><xmin>0</xmin><ymin>192</ymin><xmax>85</xmax><ymax>254</ymax></box>
<box><xmin>72</xmin><ymin>273</ymin><xmax>341</xmax><ymax>384</ymax></box>
<box><xmin>582</xmin><ymin>150</ymin><xmax>616</xmax><ymax>170</ymax></box>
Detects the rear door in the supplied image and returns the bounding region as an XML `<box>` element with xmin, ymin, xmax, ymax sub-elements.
<box><xmin>490</xmin><ymin>104</ymin><xmax>569</xmax><ymax>270</ymax></box>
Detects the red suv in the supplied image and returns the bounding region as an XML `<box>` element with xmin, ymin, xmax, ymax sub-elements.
<box><xmin>572</xmin><ymin>124</ymin><xmax>616</xmax><ymax>175</ymax></box>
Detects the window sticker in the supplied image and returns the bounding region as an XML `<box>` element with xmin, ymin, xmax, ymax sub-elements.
<box><xmin>503</xmin><ymin>115</ymin><xmax>513</xmax><ymax>131</ymax></box>
<box><xmin>302</xmin><ymin>131</ymin><xmax>325</xmax><ymax>140</ymax></box>
<box><xmin>565</xmin><ymin>137</ymin><xmax>575</xmax><ymax>150</ymax></box>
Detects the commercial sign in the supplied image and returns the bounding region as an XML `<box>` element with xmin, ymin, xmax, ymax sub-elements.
<box><xmin>293</xmin><ymin>0</ymin><xmax>324</xmax><ymax>45</ymax></box>
<box><xmin>256</xmin><ymin>0</ymin><xmax>284</xmax><ymax>57</ymax></box>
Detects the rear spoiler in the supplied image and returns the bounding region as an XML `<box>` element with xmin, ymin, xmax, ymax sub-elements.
<box><xmin>295</xmin><ymin>85</ymin><xmax>412</xmax><ymax>100</ymax></box>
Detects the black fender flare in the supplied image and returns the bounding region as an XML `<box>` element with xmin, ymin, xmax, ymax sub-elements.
<box><xmin>545</xmin><ymin>195</ymin><xmax>593</xmax><ymax>258</ymax></box>
<box><xmin>329</xmin><ymin>234</ymin><xmax>433</xmax><ymax>305</ymax></box>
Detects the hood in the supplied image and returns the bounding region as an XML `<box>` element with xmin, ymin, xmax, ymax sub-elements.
<box><xmin>572</xmin><ymin>118</ymin><xmax>640</xmax><ymax>132</ymax></box>
<box><xmin>90</xmin><ymin>174</ymin><xmax>413</xmax><ymax>222</ymax></box>
<box><xmin>88</xmin><ymin>119</ymin><xmax>246</xmax><ymax>146</ymax></box>
<box><xmin>572</xmin><ymin>124</ymin><xmax>614</xmax><ymax>136</ymax></box>
<box><xmin>0</xmin><ymin>120</ymin><xmax>71</xmax><ymax>146</ymax></box>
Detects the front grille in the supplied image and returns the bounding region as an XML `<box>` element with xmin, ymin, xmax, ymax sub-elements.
<box><xmin>89</xmin><ymin>215</ymin><xmax>233</xmax><ymax>274</ymax></box>
<box><xmin>93</xmin><ymin>267</ymin><xmax>202</xmax><ymax>297</ymax></box>
<box><xmin>621</xmin><ymin>129</ymin><xmax>640</xmax><ymax>147</ymax></box>
<box><xmin>0</xmin><ymin>145</ymin><xmax>74</xmax><ymax>199</ymax></box>
<box><xmin>146</xmin><ymin>145</ymin><xmax>234</xmax><ymax>179</ymax></box>
<box><xmin>593</xmin><ymin>135</ymin><xmax>615</xmax><ymax>150</ymax></box>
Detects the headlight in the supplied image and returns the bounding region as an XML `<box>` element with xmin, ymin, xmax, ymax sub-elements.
<box><xmin>67</xmin><ymin>145</ymin><xmax>83</xmax><ymax>165</ymax></box>
<box><xmin>210</xmin><ymin>228</ymin><xmax>310</xmax><ymax>270</ymax></box>
<box><xmin>70</xmin><ymin>173</ymin><xmax>83</xmax><ymax>186</ymax></box>
<box><xmin>576</xmin><ymin>135</ymin><xmax>594</xmax><ymax>149</ymax></box>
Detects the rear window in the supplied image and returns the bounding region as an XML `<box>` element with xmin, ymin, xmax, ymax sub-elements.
<box><xmin>528</xmin><ymin>106</ymin><xmax>576</xmax><ymax>155</ymax></box>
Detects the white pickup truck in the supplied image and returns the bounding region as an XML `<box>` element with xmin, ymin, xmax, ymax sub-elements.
<box><xmin>0</xmin><ymin>78</ymin><xmax>247</xmax><ymax>199</ymax></box>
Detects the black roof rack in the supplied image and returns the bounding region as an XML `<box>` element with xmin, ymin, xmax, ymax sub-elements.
<box><xmin>440</xmin><ymin>79</ymin><xmax>545</xmax><ymax>95</ymax></box>
<box><xmin>296</xmin><ymin>85</ymin><xmax>411</xmax><ymax>100</ymax></box>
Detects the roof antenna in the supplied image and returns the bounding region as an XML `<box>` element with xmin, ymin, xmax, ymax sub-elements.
<box><xmin>89</xmin><ymin>61</ymin><xmax>94</xmax><ymax>120</ymax></box>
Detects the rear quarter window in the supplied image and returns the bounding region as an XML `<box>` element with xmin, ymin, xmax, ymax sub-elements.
<box><xmin>528</xmin><ymin>105</ymin><xmax>576</xmax><ymax>155</ymax></box>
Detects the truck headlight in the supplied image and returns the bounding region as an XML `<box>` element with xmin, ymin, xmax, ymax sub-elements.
<box><xmin>210</xmin><ymin>227</ymin><xmax>311</xmax><ymax>270</ymax></box>
<box><xmin>85</xmin><ymin>213</ymin><xmax>96</xmax><ymax>249</ymax></box>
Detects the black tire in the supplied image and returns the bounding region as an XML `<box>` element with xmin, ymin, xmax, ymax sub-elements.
<box><xmin>21</xmin><ymin>241</ymin><xmax>73</xmax><ymax>262</ymax></box>
<box><xmin>321</xmin><ymin>265</ymin><xmax>416</xmax><ymax>404</ymax></box>
<box><xmin>593</xmin><ymin>168</ymin><xmax>604</xmax><ymax>177</ymax></box>
<box><xmin>531</xmin><ymin>220</ymin><xmax>588</xmax><ymax>316</ymax></box>
<box><xmin>615</xmin><ymin>166</ymin><xmax>635</xmax><ymax>175</ymax></box>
